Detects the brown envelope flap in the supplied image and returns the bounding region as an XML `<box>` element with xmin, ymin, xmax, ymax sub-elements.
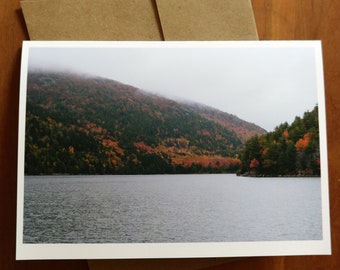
<box><xmin>20</xmin><ymin>0</ymin><xmax>163</xmax><ymax>40</ymax></box>
<box><xmin>156</xmin><ymin>0</ymin><xmax>258</xmax><ymax>40</ymax></box>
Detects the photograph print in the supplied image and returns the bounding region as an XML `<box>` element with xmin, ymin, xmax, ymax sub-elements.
<box><xmin>17</xmin><ymin>41</ymin><xmax>331</xmax><ymax>259</ymax></box>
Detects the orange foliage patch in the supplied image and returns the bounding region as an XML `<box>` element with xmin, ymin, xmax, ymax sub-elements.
<box><xmin>102</xmin><ymin>139</ymin><xmax>124</xmax><ymax>155</ymax></box>
<box><xmin>133</xmin><ymin>140</ymin><xmax>240</xmax><ymax>170</ymax></box>
<box><xmin>250</xmin><ymin>158</ymin><xmax>259</xmax><ymax>169</ymax></box>
<box><xmin>173</xmin><ymin>154</ymin><xmax>241</xmax><ymax>169</ymax></box>
<box><xmin>134</xmin><ymin>141</ymin><xmax>154</xmax><ymax>154</ymax></box>
<box><xmin>295</xmin><ymin>133</ymin><xmax>311</xmax><ymax>151</ymax></box>
<box><xmin>283</xmin><ymin>130</ymin><xmax>289</xmax><ymax>138</ymax></box>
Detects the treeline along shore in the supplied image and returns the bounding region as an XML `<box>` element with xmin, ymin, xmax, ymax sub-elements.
<box><xmin>238</xmin><ymin>105</ymin><xmax>320</xmax><ymax>177</ymax></box>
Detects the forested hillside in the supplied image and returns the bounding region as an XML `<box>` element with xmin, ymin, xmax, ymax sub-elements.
<box><xmin>239</xmin><ymin>105</ymin><xmax>320</xmax><ymax>176</ymax></box>
<box><xmin>25</xmin><ymin>71</ymin><xmax>265</xmax><ymax>175</ymax></box>
<box><xmin>183</xmin><ymin>102</ymin><xmax>266</xmax><ymax>143</ymax></box>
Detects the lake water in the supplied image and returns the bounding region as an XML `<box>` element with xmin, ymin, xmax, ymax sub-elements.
<box><xmin>23</xmin><ymin>174</ymin><xmax>322</xmax><ymax>243</ymax></box>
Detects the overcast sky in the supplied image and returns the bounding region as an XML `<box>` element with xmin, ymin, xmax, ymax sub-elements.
<box><xmin>27</xmin><ymin>42</ymin><xmax>321</xmax><ymax>131</ymax></box>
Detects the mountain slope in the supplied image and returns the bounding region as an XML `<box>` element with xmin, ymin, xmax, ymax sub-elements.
<box><xmin>24</xmin><ymin>71</ymin><xmax>265</xmax><ymax>174</ymax></box>
<box><xmin>183</xmin><ymin>102</ymin><xmax>266</xmax><ymax>143</ymax></box>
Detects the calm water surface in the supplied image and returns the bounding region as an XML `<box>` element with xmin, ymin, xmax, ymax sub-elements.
<box><xmin>24</xmin><ymin>174</ymin><xmax>322</xmax><ymax>243</ymax></box>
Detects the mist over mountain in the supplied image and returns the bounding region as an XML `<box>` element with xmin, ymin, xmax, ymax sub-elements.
<box><xmin>24</xmin><ymin>71</ymin><xmax>266</xmax><ymax>175</ymax></box>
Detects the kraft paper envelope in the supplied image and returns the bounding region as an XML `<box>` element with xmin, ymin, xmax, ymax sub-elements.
<box><xmin>20</xmin><ymin>0</ymin><xmax>164</xmax><ymax>40</ymax></box>
<box><xmin>156</xmin><ymin>0</ymin><xmax>258</xmax><ymax>40</ymax></box>
<box><xmin>19</xmin><ymin>0</ymin><xmax>257</xmax><ymax>268</ymax></box>
<box><xmin>20</xmin><ymin>0</ymin><xmax>258</xmax><ymax>41</ymax></box>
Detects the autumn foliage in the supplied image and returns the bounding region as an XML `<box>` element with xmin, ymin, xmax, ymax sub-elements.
<box><xmin>295</xmin><ymin>132</ymin><xmax>311</xmax><ymax>151</ymax></box>
<box><xmin>24</xmin><ymin>71</ymin><xmax>254</xmax><ymax>175</ymax></box>
<box><xmin>249</xmin><ymin>158</ymin><xmax>259</xmax><ymax>169</ymax></box>
<box><xmin>240</xmin><ymin>106</ymin><xmax>320</xmax><ymax>176</ymax></box>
